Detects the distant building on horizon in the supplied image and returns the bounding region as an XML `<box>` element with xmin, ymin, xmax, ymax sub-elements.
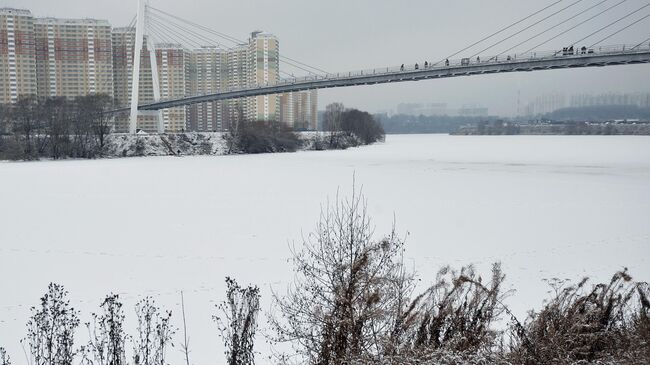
<box><xmin>570</xmin><ymin>92</ymin><xmax>650</xmax><ymax>108</ymax></box>
<box><xmin>524</xmin><ymin>93</ymin><xmax>567</xmax><ymax>117</ymax></box>
<box><xmin>395</xmin><ymin>102</ymin><xmax>488</xmax><ymax>117</ymax></box>
<box><xmin>523</xmin><ymin>92</ymin><xmax>650</xmax><ymax>117</ymax></box>
<box><xmin>397</xmin><ymin>102</ymin><xmax>448</xmax><ymax>116</ymax></box>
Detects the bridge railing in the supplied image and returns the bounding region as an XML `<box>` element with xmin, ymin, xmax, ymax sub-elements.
<box><xmin>269</xmin><ymin>43</ymin><xmax>650</xmax><ymax>86</ymax></box>
<box><xmin>155</xmin><ymin>44</ymin><xmax>650</xmax><ymax>102</ymax></box>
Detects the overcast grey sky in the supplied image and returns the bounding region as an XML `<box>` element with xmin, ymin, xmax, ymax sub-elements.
<box><xmin>4</xmin><ymin>0</ymin><xmax>650</xmax><ymax>115</ymax></box>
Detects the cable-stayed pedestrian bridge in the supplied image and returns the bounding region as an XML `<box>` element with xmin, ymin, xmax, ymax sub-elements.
<box><xmin>116</xmin><ymin>0</ymin><xmax>650</xmax><ymax>132</ymax></box>
<box><xmin>126</xmin><ymin>44</ymin><xmax>650</xmax><ymax>112</ymax></box>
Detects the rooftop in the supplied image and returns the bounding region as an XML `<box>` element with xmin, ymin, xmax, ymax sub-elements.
<box><xmin>0</xmin><ymin>8</ymin><xmax>33</xmax><ymax>16</ymax></box>
<box><xmin>35</xmin><ymin>17</ymin><xmax>111</xmax><ymax>27</ymax></box>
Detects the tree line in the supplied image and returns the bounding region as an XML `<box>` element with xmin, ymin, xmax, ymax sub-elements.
<box><xmin>378</xmin><ymin>114</ymin><xmax>500</xmax><ymax>135</ymax></box>
<box><xmin>1</xmin><ymin>99</ymin><xmax>386</xmax><ymax>160</ymax></box>
<box><xmin>0</xmin><ymin>95</ymin><xmax>114</xmax><ymax>161</ymax></box>
<box><xmin>224</xmin><ymin>103</ymin><xmax>385</xmax><ymax>154</ymax></box>
<box><xmin>1</xmin><ymin>186</ymin><xmax>648</xmax><ymax>365</ymax></box>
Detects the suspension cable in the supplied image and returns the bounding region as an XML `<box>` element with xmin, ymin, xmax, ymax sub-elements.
<box><xmin>434</xmin><ymin>0</ymin><xmax>565</xmax><ymax>65</ymax></box>
<box><xmin>631</xmin><ymin>36</ymin><xmax>650</xmax><ymax>49</ymax></box>
<box><xmin>147</xmin><ymin>11</ymin><xmax>228</xmax><ymax>49</ymax></box>
<box><xmin>496</xmin><ymin>0</ymin><xmax>610</xmax><ymax>57</ymax></box>
<box><xmin>588</xmin><ymin>13</ymin><xmax>650</xmax><ymax>48</ymax></box>
<box><xmin>521</xmin><ymin>0</ymin><xmax>628</xmax><ymax>54</ymax></box>
<box><xmin>147</xmin><ymin>5</ymin><xmax>329</xmax><ymax>75</ymax></box>
<box><xmin>469</xmin><ymin>0</ymin><xmax>586</xmax><ymax>59</ymax></box>
<box><xmin>147</xmin><ymin>11</ymin><xmax>323</xmax><ymax>76</ymax></box>
<box><xmin>147</xmin><ymin>12</ymin><xmax>311</xmax><ymax>79</ymax></box>
<box><xmin>148</xmin><ymin>18</ymin><xmax>200</xmax><ymax>49</ymax></box>
<box><xmin>572</xmin><ymin>3</ymin><xmax>650</xmax><ymax>46</ymax></box>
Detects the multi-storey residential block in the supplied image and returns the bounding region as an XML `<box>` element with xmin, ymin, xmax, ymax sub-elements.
<box><xmin>224</xmin><ymin>43</ymin><xmax>250</xmax><ymax>127</ymax></box>
<box><xmin>185</xmin><ymin>46</ymin><xmax>226</xmax><ymax>131</ymax></box>
<box><xmin>2</xmin><ymin>7</ymin><xmax>318</xmax><ymax>132</ymax></box>
<box><xmin>0</xmin><ymin>8</ymin><xmax>37</xmax><ymax>104</ymax></box>
<box><xmin>248</xmin><ymin>31</ymin><xmax>280</xmax><ymax>122</ymax></box>
<box><xmin>280</xmin><ymin>90</ymin><xmax>318</xmax><ymax>130</ymax></box>
<box><xmin>34</xmin><ymin>17</ymin><xmax>113</xmax><ymax>99</ymax></box>
<box><xmin>155</xmin><ymin>43</ymin><xmax>186</xmax><ymax>132</ymax></box>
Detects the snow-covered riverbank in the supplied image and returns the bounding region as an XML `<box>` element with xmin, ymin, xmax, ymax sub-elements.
<box><xmin>1</xmin><ymin>134</ymin><xmax>649</xmax><ymax>364</ymax></box>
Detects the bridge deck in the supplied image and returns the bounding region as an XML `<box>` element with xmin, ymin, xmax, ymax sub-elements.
<box><xmin>115</xmin><ymin>45</ymin><xmax>650</xmax><ymax>113</ymax></box>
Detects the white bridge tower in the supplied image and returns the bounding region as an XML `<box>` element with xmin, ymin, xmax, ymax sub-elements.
<box><xmin>129</xmin><ymin>0</ymin><xmax>164</xmax><ymax>134</ymax></box>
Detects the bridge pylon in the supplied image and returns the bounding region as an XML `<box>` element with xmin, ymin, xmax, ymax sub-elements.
<box><xmin>129</xmin><ymin>0</ymin><xmax>163</xmax><ymax>134</ymax></box>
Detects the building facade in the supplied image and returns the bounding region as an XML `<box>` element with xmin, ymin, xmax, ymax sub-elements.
<box><xmin>185</xmin><ymin>46</ymin><xmax>226</xmax><ymax>131</ymax></box>
<box><xmin>280</xmin><ymin>90</ymin><xmax>318</xmax><ymax>130</ymax></box>
<box><xmin>247</xmin><ymin>31</ymin><xmax>280</xmax><ymax>122</ymax></box>
<box><xmin>34</xmin><ymin>17</ymin><xmax>113</xmax><ymax>99</ymax></box>
<box><xmin>155</xmin><ymin>43</ymin><xmax>186</xmax><ymax>132</ymax></box>
<box><xmin>0</xmin><ymin>8</ymin><xmax>37</xmax><ymax>104</ymax></box>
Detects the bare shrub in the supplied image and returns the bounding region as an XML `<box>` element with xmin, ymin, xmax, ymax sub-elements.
<box><xmin>508</xmin><ymin>270</ymin><xmax>650</xmax><ymax>364</ymax></box>
<box><xmin>0</xmin><ymin>347</ymin><xmax>10</xmax><ymax>365</ymax></box>
<box><xmin>225</xmin><ymin>120</ymin><xmax>301</xmax><ymax>154</ymax></box>
<box><xmin>133</xmin><ymin>298</ymin><xmax>175</xmax><ymax>365</ymax></box>
<box><xmin>23</xmin><ymin>283</ymin><xmax>80</xmax><ymax>365</ymax></box>
<box><xmin>213</xmin><ymin>277</ymin><xmax>261</xmax><ymax>365</ymax></box>
<box><xmin>86</xmin><ymin>294</ymin><xmax>128</xmax><ymax>365</ymax></box>
<box><xmin>396</xmin><ymin>264</ymin><xmax>509</xmax><ymax>358</ymax></box>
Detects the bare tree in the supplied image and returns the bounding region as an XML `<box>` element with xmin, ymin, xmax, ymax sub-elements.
<box><xmin>86</xmin><ymin>294</ymin><xmax>128</xmax><ymax>365</ymax></box>
<box><xmin>23</xmin><ymin>283</ymin><xmax>80</xmax><ymax>365</ymax></box>
<box><xmin>133</xmin><ymin>298</ymin><xmax>175</xmax><ymax>365</ymax></box>
<box><xmin>43</xmin><ymin>97</ymin><xmax>71</xmax><ymax>160</ymax></box>
<box><xmin>213</xmin><ymin>277</ymin><xmax>260</xmax><ymax>365</ymax></box>
<box><xmin>225</xmin><ymin>104</ymin><xmax>245</xmax><ymax>154</ymax></box>
<box><xmin>0</xmin><ymin>347</ymin><xmax>10</xmax><ymax>365</ymax></box>
<box><xmin>323</xmin><ymin>103</ymin><xmax>345</xmax><ymax>148</ymax></box>
<box><xmin>269</xmin><ymin>184</ymin><xmax>415</xmax><ymax>365</ymax></box>
<box><xmin>12</xmin><ymin>95</ymin><xmax>42</xmax><ymax>159</ymax></box>
<box><xmin>340</xmin><ymin>109</ymin><xmax>385</xmax><ymax>145</ymax></box>
<box><xmin>0</xmin><ymin>103</ymin><xmax>9</xmax><ymax>157</ymax></box>
<box><xmin>86</xmin><ymin>94</ymin><xmax>114</xmax><ymax>154</ymax></box>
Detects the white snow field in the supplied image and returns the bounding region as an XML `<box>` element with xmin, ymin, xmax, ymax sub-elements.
<box><xmin>1</xmin><ymin>134</ymin><xmax>649</xmax><ymax>364</ymax></box>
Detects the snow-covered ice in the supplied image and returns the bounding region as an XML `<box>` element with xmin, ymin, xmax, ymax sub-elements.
<box><xmin>1</xmin><ymin>134</ymin><xmax>649</xmax><ymax>364</ymax></box>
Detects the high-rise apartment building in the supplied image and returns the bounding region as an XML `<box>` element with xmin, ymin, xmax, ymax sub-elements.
<box><xmin>185</xmin><ymin>46</ymin><xmax>226</xmax><ymax>131</ymax></box>
<box><xmin>570</xmin><ymin>92</ymin><xmax>650</xmax><ymax>108</ymax></box>
<box><xmin>34</xmin><ymin>17</ymin><xmax>113</xmax><ymax>99</ymax></box>
<box><xmin>247</xmin><ymin>31</ymin><xmax>280</xmax><ymax>122</ymax></box>
<box><xmin>156</xmin><ymin>43</ymin><xmax>186</xmax><ymax>132</ymax></box>
<box><xmin>0</xmin><ymin>8</ymin><xmax>37</xmax><ymax>104</ymax></box>
<box><xmin>280</xmin><ymin>90</ymin><xmax>318</xmax><ymax>130</ymax></box>
<box><xmin>2</xmin><ymin>7</ymin><xmax>318</xmax><ymax>132</ymax></box>
<box><xmin>111</xmin><ymin>27</ymin><xmax>135</xmax><ymax>109</ymax></box>
<box><xmin>223</xmin><ymin>43</ymin><xmax>250</xmax><ymax>127</ymax></box>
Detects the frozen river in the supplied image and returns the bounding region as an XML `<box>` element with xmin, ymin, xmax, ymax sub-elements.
<box><xmin>1</xmin><ymin>134</ymin><xmax>649</xmax><ymax>364</ymax></box>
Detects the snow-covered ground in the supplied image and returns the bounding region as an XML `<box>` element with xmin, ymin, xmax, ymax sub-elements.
<box><xmin>1</xmin><ymin>134</ymin><xmax>649</xmax><ymax>364</ymax></box>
